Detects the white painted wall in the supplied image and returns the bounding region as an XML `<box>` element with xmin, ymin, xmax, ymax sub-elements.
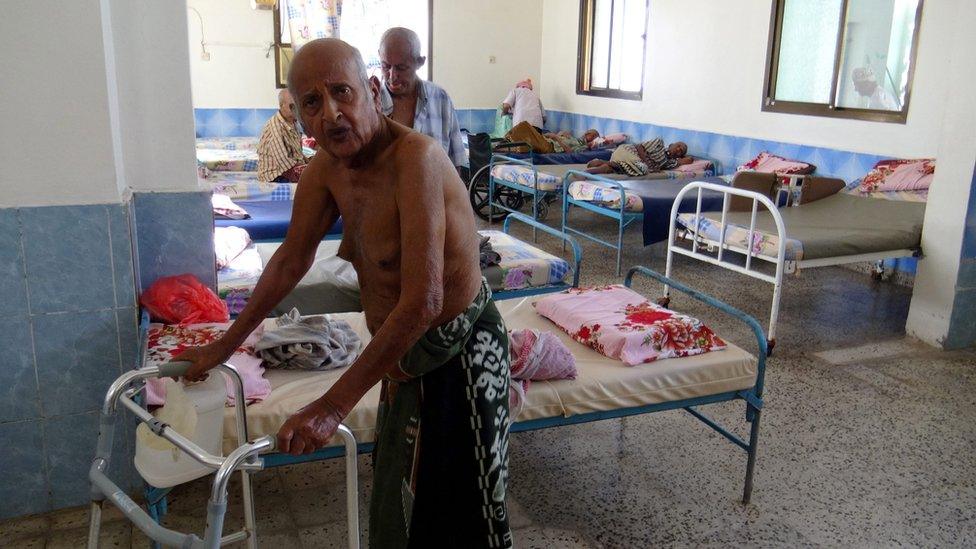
<box><xmin>110</xmin><ymin>0</ymin><xmax>199</xmax><ymax>193</ymax></box>
<box><xmin>906</xmin><ymin>1</ymin><xmax>976</xmax><ymax>347</ymax></box>
<box><xmin>432</xmin><ymin>0</ymin><xmax>544</xmax><ymax>109</ymax></box>
<box><xmin>186</xmin><ymin>0</ymin><xmax>544</xmax><ymax>109</ymax></box>
<box><xmin>539</xmin><ymin>0</ymin><xmax>957</xmax><ymax>159</ymax></box>
<box><xmin>187</xmin><ymin>0</ymin><xmax>278</xmax><ymax>108</ymax></box>
<box><xmin>0</xmin><ymin>0</ymin><xmax>120</xmax><ymax>207</ymax></box>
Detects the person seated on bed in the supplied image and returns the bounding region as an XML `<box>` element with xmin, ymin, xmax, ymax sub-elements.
<box><xmin>177</xmin><ymin>39</ymin><xmax>512</xmax><ymax>548</ymax></box>
<box><xmin>377</xmin><ymin>27</ymin><xmax>466</xmax><ymax>171</ymax></box>
<box><xmin>257</xmin><ymin>89</ymin><xmax>309</xmax><ymax>183</ymax></box>
<box><xmin>584</xmin><ymin>139</ymin><xmax>693</xmax><ymax>177</ymax></box>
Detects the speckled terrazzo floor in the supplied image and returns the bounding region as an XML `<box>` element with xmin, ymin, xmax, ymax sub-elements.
<box><xmin>3</xmin><ymin>213</ymin><xmax>974</xmax><ymax>548</ymax></box>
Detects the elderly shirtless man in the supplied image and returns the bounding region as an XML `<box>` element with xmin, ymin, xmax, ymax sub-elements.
<box><xmin>179</xmin><ymin>39</ymin><xmax>512</xmax><ymax>548</ymax></box>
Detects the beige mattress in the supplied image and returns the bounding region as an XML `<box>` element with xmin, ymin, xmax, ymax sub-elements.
<box><xmin>222</xmin><ymin>298</ymin><xmax>758</xmax><ymax>453</ymax></box>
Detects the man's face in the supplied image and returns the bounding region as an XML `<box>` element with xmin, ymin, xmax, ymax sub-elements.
<box><xmin>291</xmin><ymin>59</ymin><xmax>381</xmax><ymax>159</ymax></box>
<box><xmin>584</xmin><ymin>130</ymin><xmax>599</xmax><ymax>143</ymax></box>
<box><xmin>280</xmin><ymin>95</ymin><xmax>297</xmax><ymax>124</ymax></box>
<box><xmin>379</xmin><ymin>42</ymin><xmax>421</xmax><ymax>95</ymax></box>
<box><xmin>667</xmin><ymin>142</ymin><xmax>687</xmax><ymax>158</ymax></box>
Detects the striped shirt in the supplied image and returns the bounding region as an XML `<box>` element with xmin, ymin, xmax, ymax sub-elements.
<box><xmin>257</xmin><ymin>112</ymin><xmax>306</xmax><ymax>182</ymax></box>
<box><xmin>379</xmin><ymin>80</ymin><xmax>466</xmax><ymax>167</ymax></box>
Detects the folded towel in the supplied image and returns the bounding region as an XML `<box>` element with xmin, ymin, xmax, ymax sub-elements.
<box><xmin>254</xmin><ymin>308</ymin><xmax>361</xmax><ymax>370</ymax></box>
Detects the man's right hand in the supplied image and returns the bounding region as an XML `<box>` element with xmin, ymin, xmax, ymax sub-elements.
<box><xmin>175</xmin><ymin>341</ymin><xmax>236</xmax><ymax>382</ymax></box>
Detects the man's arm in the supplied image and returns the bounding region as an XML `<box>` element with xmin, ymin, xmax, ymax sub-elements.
<box><xmin>501</xmin><ymin>89</ymin><xmax>515</xmax><ymax>114</ymax></box>
<box><xmin>277</xmin><ymin>136</ymin><xmax>452</xmax><ymax>454</ymax></box>
<box><xmin>181</xmin><ymin>157</ymin><xmax>339</xmax><ymax>380</ymax></box>
<box><xmin>444</xmin><ymin>95</ymin><xmax>467</xmax><ymax>168</ymax></box>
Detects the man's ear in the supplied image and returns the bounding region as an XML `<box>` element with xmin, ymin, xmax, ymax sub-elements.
<box><xmin>417</xmin><ymin>55</ymin><xmax>427</xmax><ymax>68</ymax></box>
<box><xmin>368</xmin><ymin>75</ymin><xmax>382</xmax><ymax>108</ymax></box>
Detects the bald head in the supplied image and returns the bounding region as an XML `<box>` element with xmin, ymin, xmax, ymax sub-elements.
<box><xmin>288</xmin><ymin>38</ymin><xmax>369</xmax><ymax>95</ymax></box>
<box><xmin>379</xmin><ymin>27</ymin><xmax>422</xmax><ymax>59</ymax></box>
<box><xmin>277</xmin><ymin>89</ymin><xmax>296</xmax><ymax>124</ymax></box>
<box><xmin>379</xmin><ymin>27</ymin><xmax>425</xmax><ymax>96</ymax></box>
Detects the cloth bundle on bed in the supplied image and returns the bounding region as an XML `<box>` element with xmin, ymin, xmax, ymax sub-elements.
<box><xmin>254</xmin><ymin>308</ymin><xmax>361</xmax><ymax>371</ymax></box>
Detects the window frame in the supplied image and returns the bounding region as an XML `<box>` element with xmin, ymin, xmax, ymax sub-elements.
<box><xmin>273</xmin><ymin>0</ymin><xmax>434</xmax><ymax>89</ymax></box>
<box><xmin>576</xmin><ymin>0</ymin><xmax>649</xmax><ymax>101</ymax></box>
<box><xmin>761</xmin><ymin>0</ymin><xmax>924</xmax><ymax>124</ymax></box>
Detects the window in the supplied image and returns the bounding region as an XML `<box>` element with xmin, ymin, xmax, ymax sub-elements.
<box><xmin>763</xmin><ymin>0</ymin><xmax>924</xmax><ymax>123</ymax></box>
<box><xmin>576</xmin><ymin>0</ymin><xmax>649</xmax><ymax>100</ymax></box>
<box><xmin>274</xmin><ymin>0</ymin><xmax>431</xmax><ymax>88</ymax></box>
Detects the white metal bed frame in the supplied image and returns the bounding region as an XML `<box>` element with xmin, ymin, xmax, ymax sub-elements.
<box><xmin>665</xmin><ymin>181</ymin><xmax>919</xmax><ymax>352</ymax></box>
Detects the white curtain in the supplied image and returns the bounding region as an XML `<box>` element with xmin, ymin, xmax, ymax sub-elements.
<box><xmin>283</xmin><ymin>0</ymin><xmax>343</xmax><ymax>49</ymax></box>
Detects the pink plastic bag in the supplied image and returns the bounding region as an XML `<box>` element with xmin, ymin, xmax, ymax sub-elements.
<box><xmin>140</xmin><ymin>274</ymin><xmax>229</xmax><ymax>325</ymax></box>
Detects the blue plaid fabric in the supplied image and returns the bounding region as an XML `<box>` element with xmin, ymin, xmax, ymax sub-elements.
<box><xmin>380</xmin><ymin>80</ymin><xmax>466</xmax><ymax>167</ymax></box>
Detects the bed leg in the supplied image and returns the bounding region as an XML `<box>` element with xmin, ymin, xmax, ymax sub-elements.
<box><xmin>742</xmin><ymin>408</ymin><xmax>762</xmax><ymax>504</ymax></box>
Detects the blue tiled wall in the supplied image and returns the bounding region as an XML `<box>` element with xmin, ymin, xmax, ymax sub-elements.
<box><xmin>132</xmin><ymin>192</ymin><xmax>216</xmax><ymax>292</ymax></box>
<box><xmin>194</xmin><ymin>107</ymin><xmax>497</xmax><ymax>137</ymax></box>
<box><xmin>194</xmin><ymin>108</ymin><xmax>278</xmax><ymax>138</ymax></box>
<box><xmin>544</xmin><ymin>111</ymin><xmax>888</xmax><ymax>182</ymax></box>
<box><xmin>0</xmin><ymin>190</ymin><xmax>216</xmax><ymax>520</ymax></box>
<box><xmin>0</xmin><ymin>204</ymin><xmax>140</xmax><ymax>519</ymax></box>
<box><xmin>946</xmin><ymin>163</ymin><xmax>976</xmax><ymax>349</ymax></box>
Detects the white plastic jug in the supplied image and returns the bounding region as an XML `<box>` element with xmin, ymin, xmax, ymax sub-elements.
<box><xmin>134</xmin><ymin>374</ymin><xmax>226</xmax><ymax>488</ymax></box>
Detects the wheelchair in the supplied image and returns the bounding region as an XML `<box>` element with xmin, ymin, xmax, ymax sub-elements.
<box><xmin>464</xmin><ymin>132</ymin><xmax>556</xmax><ymax>222</ymax></box>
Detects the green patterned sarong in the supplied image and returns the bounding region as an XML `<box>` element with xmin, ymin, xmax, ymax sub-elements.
<box><xmin>369</xmin><ymin>279</ymin><xmax>513</xmax><ymax>548</ymax></box>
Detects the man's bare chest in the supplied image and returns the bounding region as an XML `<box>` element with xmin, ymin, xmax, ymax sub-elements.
<box><xmin>390</xmin><ymin>98</ymin><xmax>417</xmax><ymax>128</ymax></box>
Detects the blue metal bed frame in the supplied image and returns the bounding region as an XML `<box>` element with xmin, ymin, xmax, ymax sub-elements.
<box><xmin>143</xmin><ymin>264</ymin><xmax>767</xmax><ymax>532</ymax></box>
<box><xmin>561</xmin><ymin>163</ymin><xmax>721</xmax><ymax>277</ymax></box>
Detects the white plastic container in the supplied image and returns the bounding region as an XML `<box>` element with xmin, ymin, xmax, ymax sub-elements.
<box><xmin>134</xmin><ymin>374</ymin><xmax>226</xmax><ymax>488</ymax></box>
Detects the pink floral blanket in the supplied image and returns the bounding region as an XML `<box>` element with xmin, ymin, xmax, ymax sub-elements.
<box><xmin>533</xmin><ymin>285</ymin><xmax>726</xmax><ymax>365</ymax></box>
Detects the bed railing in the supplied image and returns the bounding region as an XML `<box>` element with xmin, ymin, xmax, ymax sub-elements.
<box><xmin>488</xmin><ymin>153</ymin><xmax>553</xmax><ymax>238</ymax></box>
<box><xmin>562</xmin><ymin>169</ymin><xmax>643</xmax><ymax>276</ymax></box>
<box><xmin>665</xmin><ymin>181</ymin><xmax>788</xmax><ymax>353</ymax></box>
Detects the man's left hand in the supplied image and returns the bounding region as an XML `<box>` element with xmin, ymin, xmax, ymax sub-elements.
<box><xmin>276</xmin><ymin>398</ymin><xmax>346</xmax><ymax>455</ymax></box>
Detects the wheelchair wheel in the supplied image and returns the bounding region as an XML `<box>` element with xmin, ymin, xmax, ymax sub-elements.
<box><xmin>469</xmin><ymin>168</ymin><xmax>524</xmax><ymax>221</ymax></box>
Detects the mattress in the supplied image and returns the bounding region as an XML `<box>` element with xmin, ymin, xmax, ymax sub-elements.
<box><xmin>204</xmin><ymin>171</ymin><xmax>297</xmax><ymax>202</ymax></box>
<box><xmin>213</xmin><ymin>200</ymin><xmax>343</xmax><ymax>241</ymax></box>
<box><xmin>217</xmin><ymin>231</ymin><xmax>572</xmax><ymax>315</ymax></box>
<box><xmin>220</xmin><ymin>298</ymin><xmax>758</xmax><ymax>453</ymax></box>
<box><xmin>196</xmin><ymin>137</ymin><xmax>260</xmax><ymax>151</ymax></box>
<box><xmin>676</xmin><ymin>192</ymin><xmax>926</xmax><ymax>261</ymax></box>
<box><xmin>218</xmin><ymin>240</ymin><xmax>362</xmax><ymax>316</ymax></box>
<box><xmin>480</xmin><ymin>230</ymin><xmax>571</xmax><ymax>291</ymax></box>
<box><xmin>196</xmin><ymin>148</ymin><xmax>259</xmax><ymax>172</ymax></box>
<box><xmin>490</xmin><ymin>164</ymin><xmax>575</xmax><ymax>191</ymax></box>
<box><xmin>567</xmin><ymin>180</ymin><xmax>645</xmax><ymax>212</ymax></box>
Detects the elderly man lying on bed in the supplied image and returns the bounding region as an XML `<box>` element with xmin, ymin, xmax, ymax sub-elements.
<box><xmin>178</xmin><ymin>39</ymin><xmax>513</xmax><ymax>548</ymax></box>
<box><xmin>586</xmin><ymin>138</ymin><xmax>693</xmax><ymax>176</ymax></box>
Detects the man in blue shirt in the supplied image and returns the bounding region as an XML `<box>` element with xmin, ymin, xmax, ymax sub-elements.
<box><xmin>377</xmin><ymin>27</ymin><xmax>466</xmax><ymax>169</ymax></box>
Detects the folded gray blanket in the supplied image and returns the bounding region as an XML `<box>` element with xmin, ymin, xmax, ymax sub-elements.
<box><xmin>254</xmin><ymin>308</ymin><xmax>361</xmax><ymax>371</ymax></box>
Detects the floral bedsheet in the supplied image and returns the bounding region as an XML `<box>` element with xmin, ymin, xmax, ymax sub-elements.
<box><xmin>676</xmin><ymin>212</ymin><xmax>804</xmax><ymax>261</ymax></box>
<box><xmin>196</xmin><ymin>137</ymin><xmax>260</xmax><ymax>151</ymax></box>
<box><xmin>481</xmin><ymin>230</ymin><xmax>571</xmax><ymax>291</ymax></box>
<box><xmin>203</xmin><ymin>171</ymin><xmax>297</xmax><ymax>201</ymax></box>
<box><xmin>533</xmin><ymin>284</ymin><xmax>726</xmax><ymax>365</ymax></box>
<box><xmin>196</xmin><ymin>148</ymin><xmax>259</xmax><ymax>172</ymax></box>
